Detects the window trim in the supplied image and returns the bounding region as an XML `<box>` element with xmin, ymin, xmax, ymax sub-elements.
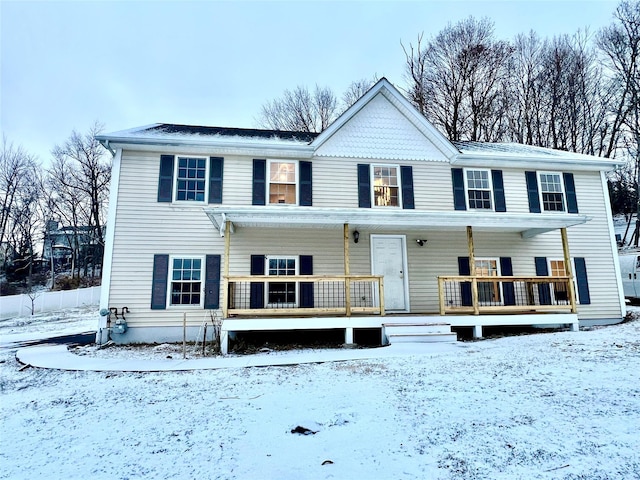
<box><xmin>167</xmin><ymin>255</ymin><xmax>205</xmax><ymax>308</ymax></box>
<box><xmin>370</xmin><ymin>163</ymin><xmax>402</xmax><ymax>208</ymax></box>
<box><xmin>267</xmin><ymin>159</ymin><xmax>299</xmax><ymax>206</ymax></box>
<box><xmin>548</xmin><ymin>257</ymin><xmax>581</xmax><ymax>305</ymax></box>
<box><xmin>474</xmin><ymin>257</ymin><xmax>503</xmax><ymax>306</ymax></box>
<box><xmin>173</xmin><ymin>155</ymin><xmax>210</xmax><ymax>204</ymax></box>
<box><xmin>537</xmin><ymin>171</ymin><xmax>566</xmax><ymax>213</ymax></box>
<box><xmin>265</xmin><ymin>255</ymin><xmax>299</xmax><ymax>307</ymax></box>
<box><xmin>464</xmin><ymin>168</ymin><xmax>494</xmax><ymax>211</ymax></box>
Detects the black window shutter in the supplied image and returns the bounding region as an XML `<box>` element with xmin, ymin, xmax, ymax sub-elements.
<box><xmin>252</xmin><ymin>159</ymin><xmax>266</xmax><ymax>206</ymax></box>
<box><xmin>563</xmin><ymin>173</ymin><xmax>579</xmax><ymax>213</ymax></box>
<box><xmin>299</xmin><ymin>161</ymin><xmax>313</xmax><ymax>206</ymax></box>
<box><xmin>535</xmin><ymin>257</ymin><xmax>552</xmax><ymax>305</ymax></box>
<box><xmin>525</xmin><ymin>171</ymin><xmax>541</xmax><ymax>213</ymax></box>
<box><xmin>158</xmin><ymin>155</ymin><xmax>175</xmax><ymax>202</ymax></box>
<box><xmin>499</xmin><ymin>257</ymin><xmax>516</xmax><ymax>305</ymax></box>
<box><xmin>299</xmin><ymin>255</ymin><xmax>314</xmax><ymax>308</ymax></box>
<box><xmin>451</xmin><ymin>168</ymin><xmax>466</xmax><ymax>211</ymax></box>
<box><xmin>400</xmin><ymin>166</ymin><xmax>415</xmax><ymax>209</ymax></box>
<box><xmin>151</xmin><ymin>254</ymin><xmax>169</xmax><ymax>309</ymax></box>
<box><xmin>574</xmin><ymin>257</ymin><xmax>591</xmax><ymax>304</ymax></box>
<box><xmin>492</xmin><ymin>170</ymin><xmax>507</xmax><ymax>212</ymax></box>
<box><xmin>208</xmin><ymin>157</ymin><xmax>224</xmax><ymax>204</ymax></box>
<box><xmin>250</xmin><ymin>254</ymin><xmax>265</xmax><ymax>309</ymax></box>
<box><xmin>204</xmin><ymin>255</ymin><xmax>221</xmax><ymax>309</ymax></box>
<box><xmin>458</xmin><ymin>256</ymin><xmax>472</xmax><ymax>306</ymax></box>
<box><xmin>357</xmin><ymin>164</ymin><xmax>371</xmax><ymax>208</ymax></box>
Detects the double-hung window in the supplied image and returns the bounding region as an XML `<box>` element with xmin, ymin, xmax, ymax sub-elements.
<box><xmin>465</xmin><ymin>169</ymin><xmax>492</xmax><ymax>210</ymax></box>
<box><xmin>475</xmin><ymin>258</ymin><xmax>501</xmax><ymax>305</ymax></box>
<box><xmin>170</xmin><ymin>257</ymin><xmax>203</xmax><ymax>306</ymax></box>
<box><xmin>267</xmin><ymin>256</ymin><xmax>297</xmax><ymax>307</ymax></box>
<box><xmin>176</xmin><ymin>157</ymin><xmax>207</xmax><ymax>201</ymax></box>
<box><xmin>268</xmin><ymin>160</ymin><xmax>297</xmax><ymax>205</ymax></box>
<box><xmin>372</xmin><ymin>165</ymin><xmax>400</xmax><ymax>207</ymax></box>
<box><xmin>539</xmin><ymin>172</ymin><xmax>565</xmax><ymax>212</ymax></box>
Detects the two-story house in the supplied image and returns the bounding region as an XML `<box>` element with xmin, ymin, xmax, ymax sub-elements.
<box><xmin>96</xmin><ymin>79</ymin><xmax>625</xmax><ymax>354</ymax></box>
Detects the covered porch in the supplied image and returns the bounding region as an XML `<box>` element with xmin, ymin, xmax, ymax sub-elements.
<box><xmin>205</xmin><ymin>206</ymin><xmax>588</xmax><ymax>352</ymax></box>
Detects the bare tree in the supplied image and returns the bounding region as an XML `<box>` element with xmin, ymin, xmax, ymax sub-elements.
<box><xmin>342</xmin><ymin>77</ymin><xmax>378</xmax><ymax>108</ymax></box>
<box><xmin>257</xmin><ymin>85</ymin><xmax>339</xmax><ymax>133</ymax></box>
<box><xmin>402</xmin><ymin>17</ymin><xmax>512</xmax><ymax>141</ymax></box>
<box><xmin>0</xmin><ymin>137</ymin><xmax>38</xmax><ymax>248</ymax></box>
<box><xmin>48</xmin><ymin>122</ymin><xmax>110</xmax><ymax>278</ymax></box>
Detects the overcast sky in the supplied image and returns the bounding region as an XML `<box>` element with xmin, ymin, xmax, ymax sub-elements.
<box><xmin>1</xmin><ymin>0</ymin><xmax>621</xmax><ymax>163</ymax></box>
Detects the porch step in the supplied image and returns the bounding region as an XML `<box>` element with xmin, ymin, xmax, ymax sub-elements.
<box><xmin>387</xmin><ymin>332</ymin><xmax>458</xmax><ymax>344</ymax></box>
<box><xmin>382</xmin><ymin>322</ymin><xmax>457</xmax><ymax>344</ymax></box>
<box><xmin>382</xmin><ymin>322</ymin><xmax>453</xmax><ymax>336</ymax></box>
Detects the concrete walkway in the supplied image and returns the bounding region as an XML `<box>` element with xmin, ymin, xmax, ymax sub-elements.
<box><xmin>16</xmin><ymin>342</ymin><xmax>465</xmax><ymax>372</ymax></box>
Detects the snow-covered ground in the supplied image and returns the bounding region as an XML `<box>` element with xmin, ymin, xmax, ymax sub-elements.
<box><xmin>1</xmin><ymin>310</ymin><xmax>639</xmax><ymax>479</ymax></box>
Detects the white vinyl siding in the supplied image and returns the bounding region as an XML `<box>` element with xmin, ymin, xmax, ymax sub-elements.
<box><xmin>106</xmin><ymin>149</ymin><xmax>621</xmax><ymax>328</ymax></box>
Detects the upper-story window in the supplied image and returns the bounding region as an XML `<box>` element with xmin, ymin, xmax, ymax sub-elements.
<box><xmin>269</xmin><ymin>160</ymin><xmax>297</xmax><ymax>205</ymax></box>
<box><xmin>157</xmin><ymin>155</ymin><xmax>223</xmax><ymax>204</ymax></box>
<box><xmin>465</xmin><ymin>169</ymin><xmax>492</xmax><ymax>210</ymax></box>
<box><xmin>525</xmin><ymin>170</ymin><xmax>577</xmax><ymax>214</ymax></box>
<box><xmin>372</xmin><ymin>165</ymin><xmax>400</xmax><ymax>207</ymax></box>
<box><xmin>176</xmin><ymin>157</ymin><xmax>207</xmax><ymax>201</ymax></box>
<box><xmin>538</xmin><ymin>172</ymin><xmax>565</xmax><ymax>212</ymax></box>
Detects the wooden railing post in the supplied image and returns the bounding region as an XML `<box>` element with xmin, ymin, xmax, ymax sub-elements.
<box><xmin>344</xmin><ymin>224</ymin><xmax>351</xmax><ymax>316</ymax></box>
<box><xmin>378</xmin><ymin>276</ymin><xmax>385</xmax><ymax>316</ymax></box>
<box><xmin>467</xmin><ymin>226</ymin><xmax>480</xmax><ymax>315</ymax></box>
<box><xmin>438</xmin><ymin>277</ymin><xmax>446</xmax><ymax>315</ymax></box>
<box><xmin>561</xmin><ymin>228</ymin><xmax>578</xmax><ymax>314</ymax></box>
<box><xmin>222</xmin><ymin>220</ymin><xmax>231</xmax><ymax>319</ymax></box>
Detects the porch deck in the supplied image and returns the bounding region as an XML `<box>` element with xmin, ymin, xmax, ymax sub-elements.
<box><xmin>219</xmin><ymin>311</ymin><xmax>579</xmax><ymax>355</ymax></box>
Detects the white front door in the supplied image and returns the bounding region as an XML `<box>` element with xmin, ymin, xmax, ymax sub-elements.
<box><xmin>371</xmin><ymin>235</ymin><xmax>409</xmax><ymax>311</ymax></box>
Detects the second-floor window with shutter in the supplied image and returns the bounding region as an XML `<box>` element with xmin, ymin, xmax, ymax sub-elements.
<box><xmin>269</xmin><ymin>161</ymin><xmax>297</xmax><ymax>205</ymax></box>
<box><xmin>466</xmin><ymin>169</ymin><xmax>492</xmax><ymax>210</ymax></box>
<box><xmin>539</xmin><ymin>172</ymin><xmax>565</xmax><ymax>212</ymax></box>
<box><xmin>372</xmin><ymin>165</ymin><xmax>400</xmax><ymax>207</ymax></box>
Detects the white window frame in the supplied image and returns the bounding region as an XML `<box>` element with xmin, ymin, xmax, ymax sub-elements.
<box><xmin>265</xmin><ymin>255</ymin><xmax>299</xmax><ymax>308</ymax></box>
<box><xmin>464</xmin><ymin>168</ymin><xmax>493</xmax><ymax>211</ymax></box>
<box><xmin>537</xmin><ymin>171</ymin><xmax>566</xmax><ymax>213</ymax></box>
<box><xmin>167</xmin><ymin>255</ymin><xmax>205</xmax><ymax>308</ymax></box>
<box><xmin>173</xmin><ymin>156</ymin><xmax>209</xmax><ymax>203</ymax></box>
<box><xmin>267</xmin><ymin>159</ymin><xmax>299</xmax><ymax>206</ymax></box>
<box><xmin>548</xmin><ymin>258</ymin><xmax>580</xmax><ymax>305</ymax></box>
<box><xmin>371</xmin><ymin>164</ymin><xmax>402</xmax><ymax>208</ymax></box>
<box><xmin>474</xmin><ymin>257</ymin><xmax>503</xmax><ymax>306</ymax></box>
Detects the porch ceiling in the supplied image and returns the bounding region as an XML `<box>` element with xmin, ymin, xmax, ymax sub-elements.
<box><xmin>203</xmin><ymin>206</ymin><xmax>590</xmax><ymax>238</ymax></box>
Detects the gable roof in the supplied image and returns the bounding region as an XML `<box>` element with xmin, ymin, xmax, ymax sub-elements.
<box><xmin>311</xmin><ymin>78</ymin><xmax>460</xmax><ymax>160</ymax></box>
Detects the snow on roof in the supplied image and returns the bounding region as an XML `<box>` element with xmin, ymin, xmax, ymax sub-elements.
<box><xmin>453</xmin><ymin>141</ymin><xmax>599</xmax><ymax>161</ymax></box>
<box><xmin>102</xmin><ymin>123</ymin><xmax>318</xmax><ymax>146</ymax></box>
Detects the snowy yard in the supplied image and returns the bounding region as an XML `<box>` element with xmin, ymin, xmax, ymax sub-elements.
<box><xmin>0</xmin><ymin>309</ymin><xmax>639</xmax><ymax>479</ymax></box>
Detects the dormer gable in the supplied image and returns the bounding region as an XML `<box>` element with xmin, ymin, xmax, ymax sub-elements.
<box><xmin>312</xmin><ymin>78</ymin><xmax>459</xmax><ymax>162</ymax></box>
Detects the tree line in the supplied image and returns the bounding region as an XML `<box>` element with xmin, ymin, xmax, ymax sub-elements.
<box><xmin>0</xmin><ymin>122</ymin><xmax>110</xmax><ymax>294</ymax></box>
<box><xmin>258</xmin><ymin>1</ymin><xmax>639</xmax><ymax>239</ymax></box>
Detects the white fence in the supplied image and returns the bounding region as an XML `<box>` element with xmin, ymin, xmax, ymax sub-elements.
<box><xmin>0</xmin><ymin>286</ymin><xmax>101</xmax><ymax>319</ymax></box>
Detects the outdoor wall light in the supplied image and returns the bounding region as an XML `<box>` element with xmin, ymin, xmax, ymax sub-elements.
<box><xmin>353</xmin><ymin>230</ymin><xmax>360</xmax><ymax>243</ymax></box>
<box><xmin>416</xmin><ymin>239</ymin><xmax>427</xmax><ymax>246</ymax></box>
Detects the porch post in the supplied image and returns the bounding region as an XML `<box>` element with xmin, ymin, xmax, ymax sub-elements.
<box><xmin>222</xmin><ymin>220</ymin><xmax>231</xmax><ymax>319</ymax></box>
<box><xmin>343</xmin><ymin>223</ymin><xmax>351</xmax><ymax>316</ymax></box>
<box><xmin>561</xmin><ymin>227</ymin><xmax>578</xmax><ymax>314</ymax></box>
<box><xmin>467</xmin><ymin>226</ymin><xmax>479</xmax><ymax>315</ymax></box>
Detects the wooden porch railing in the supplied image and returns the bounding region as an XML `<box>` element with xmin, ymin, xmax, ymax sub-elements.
<box><xmin>223</xmin><ymin>275</ymin><xmax>385</xmax><ymax>318</ymax></box>
<box><xmin>438</xmin><ymin>275</ymin><xmax>576</xmax><ymax>315</ymax></box>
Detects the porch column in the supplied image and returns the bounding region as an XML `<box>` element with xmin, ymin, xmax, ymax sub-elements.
<box><xmin>343</xmin><ymin>223</ymin><xmax>351</xmax><ymax>316</ymax></box>
<box><xmin>222</xmin><ymin>220</ymin><xmax>231</xmax><ymax>319</ymax></box>
<box><xmin>560</xmin><ymin>227</ymin><xmax>578</xmax><ymax>314</ymax></box>
<box><xmin>467</xmin><ymin>226</ymin><xmax>480</xmax><ymax>315</ymax></box>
